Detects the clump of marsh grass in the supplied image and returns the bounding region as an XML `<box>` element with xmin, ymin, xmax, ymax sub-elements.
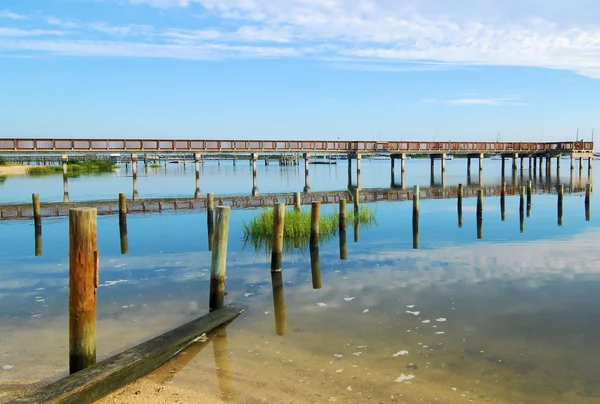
<box><xmin>242</xmin><ymin>205</ymin><xmax>376</xmax><ymax>253</ymax></box>
<box><xmin>27</xmin><ymin>159</ymin><xmax>117</xmax><ymax>176</ymax></box>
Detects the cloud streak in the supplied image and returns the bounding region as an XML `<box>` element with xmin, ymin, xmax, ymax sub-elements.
<box><xmin>1</xmin><ymin>1</ymin><xmax>600</xmax><ymax>77</ymax></box>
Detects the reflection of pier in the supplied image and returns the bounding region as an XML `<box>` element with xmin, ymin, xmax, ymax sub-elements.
<box><xmin>0</xmin><ymin>182</ymin><xmax>588</xmax><ymax>220</ymax></box>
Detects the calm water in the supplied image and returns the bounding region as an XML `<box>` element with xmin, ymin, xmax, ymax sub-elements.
<box><xmin>1</xmin><ymin>159</ymin><xmax>599</xmax><ymax>403</ymax></box>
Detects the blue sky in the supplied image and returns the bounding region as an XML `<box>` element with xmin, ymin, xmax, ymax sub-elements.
<box><xmin>0</xmin><ymin>0</ymin><xmax>599</xmax><ymax>142</ymax></box>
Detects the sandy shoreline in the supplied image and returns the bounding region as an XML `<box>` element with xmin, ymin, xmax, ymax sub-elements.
<box><xmin>0</xmin><ymin>165</ymin><xmax>30</xmax><ymax>176</ymax></box>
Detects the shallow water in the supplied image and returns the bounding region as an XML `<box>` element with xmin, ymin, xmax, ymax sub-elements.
<box><xmin>0</xmin><ymin>159</ymin><xmax>599</xmax><ymax>403</ymax></box>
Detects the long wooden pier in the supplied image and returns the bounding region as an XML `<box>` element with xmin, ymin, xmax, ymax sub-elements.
<box><xmin>0</xmin><ymin>138</ymin><xmax>593</xmax><ymax>156</ymax></box>
<box><xmin>0</xmin><ymin>183</ymin><xmax>584</xmax><ymax>220</ymax></box>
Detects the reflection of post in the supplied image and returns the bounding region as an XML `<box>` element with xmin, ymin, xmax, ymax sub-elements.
<box><xmin>310</xmin><ymin>243</ymin><xmax>321</xmax><ymax>290</ymax></box>
<box><xmin>212</xmin><ymin>326</ymin><xmax>234</xmax><ymax>401</ymax></box>
<box><xmin>501</xmin><ymin>156</ymin><xmax>505</xmax><ymax>177</ymax></box>
<box><xmin>194</xmin><ymin>153</ymin><xmax>201</xmax><ymax>198</ymax></box>
<box><xmin>131</xmin><ymin>154</ymin><xmax>139</xmax><ymax>201</ymax></box>
<box><xmin>585</xmin><ymin>184</ymin><xmax>591</xmax><ymax>221</ymax></box>
<box><xmin>209</xmin><ymin>206</ymin><xmax>230</xmax><ymax>311</ymax></box>
<box><xmin>557</xmin><ymin>184</ymin><xmax>564</xmax><ymax>226</ymax></box>
<box><xmin>32</xmin><ymin>193</ymin><xmax>42</xmax><ymax>256</ymax></box>
<box><xmin>118</xmin><ymin>193</ymin><xmax>128</xmax><ymax>254</ymax></box>
<box><xmin>400</xmin><ymin>170</ymin><xmax>406</xmax><ymax>190</ymax></box>
<box><xmin>270</xmin><ymin>270</ymin><xmax>287</xmax><ymax>336</ymax></box>
<box><xmin>339</xmin><ymin>199</ymin><xmax>347</xmax><ymax>260</ymax></box>
<box><xmin>207</xmin><ymin>193</ymin><xmax>215</xmax><ymax>251</ymax></box>
<box><xmin>69</xmin><ymin>208</ymin><xmax>98</xmax><ymax>374</ymax></box>
<box><xmin>519</xmin><ymin>186</ymin><xmax>525</xmax><ymax>233</ymax></box>
<box><xmin>390</xmin><ymin>155</ymin><xmax>395</xmax><ymax>187</ymax></box>
<box><xmin>347</xmin><ymin>155</ymin><xmax>352</xmax><ymax>189</ymax></box>
<box><xmin>478</xmin><ymin>168</ymin><xmax>483</xmax><ymax>186</ymax></box>
<box><xmin>457</xmin><ymin>183</ymin><xmax>463</xmax><ymax>228</ymax></box>
<box><xmin>501</xmin><ymin>181</ymin><xmax>506</xmax><ymax>221</ymax></box>
<box><xmin>62</xmin><ymin>154</ymin><xmax>70</xmax><ymax>203</ymax></box>
<box><xmin>533</xmin><ymin>156</ymin><xmax>537</xmax><ymax>177</ymax></box>
<box><xmin>353</xmin><ymin>188</ymin><xmax>359</xmax><ymax>242</ymax></box>
<box><xmin>303</xmin><ymin>153</ymin><xmax>311</xmax><ymax>193</ymax></box>
<box><xmin>512</xmin><ymin>153</ymin><xmax>518</xmax><ymax>172</ymax></box>
<box><xmin>412</xmin><ymin>185</ymin><xmax>419</xmax><ymax>249</ymax></box>
<box><xmin>476</xmin><ymin>189</ymin><xmax>483</xmax><ymax>239</ymax></box>
<box><xmin>526</xmin><ymin>180</ymin><xmax>532</xmax><ymax>217</ymax></box>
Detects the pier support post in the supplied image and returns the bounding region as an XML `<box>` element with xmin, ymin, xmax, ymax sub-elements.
<box><xmin>32</xmin><ymin>193</ymin><xmax>42</xmax><ymax>256</ymax></box>
<box><xmin>479</xmin><ymin>153</ymin><xmax>484</xmax><ymax>171</ymax></box>
<box><xmin>69</xmin><ymin>208</ymin><xmax>98</xmax><ymax>374</ymax></box>
<box><xmin>62</xmin><ymin>154</ymin><xmax>70</xmax><ymax>203</ymax></box>
<box><xmin>347</xmin><ymin>154</ymin><xmax>352</xmax><ymax>189</ymax></box>
<box><xmin>570</xmin><ymin>155</ymin><xmax>575</xmax><ymax>171</ymax></box>
<box><xmin>356</xmin><ymin>154</ymin><xmax>362</xmax><ymax>190</ymax></box>
<box><xmin>441</xmin><ymin>153</ymin><xmax>447</xmax><ymax>174</ymax></box>
<box><xmin>207</xmin><ymin>193</ymin><xmax>215</xmax><ymax>251</ymax></box>
<box><xmin>293</xmin><ymin>192</ymin><xmax>301</xmax><ymax>213</ymax></box>
<box><xmin>527</xmin><ymin>180</ymin><xmax>532</xmax><ymax>217</ymax></box>
<box><xmin>520</xmin><ymin>186</ymin><xmax>525</xmax><ymax>233</ymax></box>
<box><xmin>512</xmin><ymin>153</ymin><xmax>518</xmax><ymax>172</ymax></box>
<box><xmin>194</xmin><ymin>153</ymin><xmax>201</xmax><ymax>199</ymax></box>
<box><xmin>131</xmin><ymin>154</ymin><xmax>139</xmax><ymax>201</ymax></box>
<box><xmin>118</xmin><ymin>193</ymin><xmax>128</xmax><ymax>254</ymax></box>
<box><xmin>588</xmin><ymin>156</ymin><xmax>593</xmax><ymax>171</ymax></box>
<box><xmin>390</xmin><ymin>155</ymin><xmax>396</xmax><ymax>187</ymax></box>
<box><xmin>209</xmin><ymin>206</ymin><xmax>230</xmax><ymax>311</ymax></box>
<box><xmin>303</xmin><ymin>153</ymin><xmax>311</xmax><ymax>193</ymax></box>
<box><xmin>467</xmin><ymin>157</ymin><xmax>471</xmax><ymax>176</ymax></box>
<box><xmin>401</xmin><ymin>153</ymin><xmax>406</xmax><ymax>173</ymax></box>
<box><xmin>251</xmin><ymin>153</ymin><xmax>259</xmax><ymax>196</ymax></box>
<box><xmin>520</xmin><ymin>156</ymin><xmax>524</xmax><ymax>171</ymax></box>
<box><xmin>501</xmin><ymin>156</ymin><xmax>506</xmax><ymax>176</ymax></box>
<box><xmin>533</xmin><ymin>156</ymin><xmax>537</xmax><ymax>176</ymax></box>
<box><xmin>529</xmin><ymin>156</ymin><xmax>532</xmax><ymax>172</ymax></box>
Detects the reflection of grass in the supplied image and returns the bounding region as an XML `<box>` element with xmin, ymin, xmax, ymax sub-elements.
<box><xmin>27</xmin><ymin>159</ymin><xmax>117</xmax><ymax>176</ymax></box>
<box><xmin>150</xmin><ymin>163</ymin><xmax>162</xmax><ymax>168</ymax></box>
<box><xmin>242</xmin><ymin>205</ymin><xmax>376</xmax><ymax>252</ymax></box>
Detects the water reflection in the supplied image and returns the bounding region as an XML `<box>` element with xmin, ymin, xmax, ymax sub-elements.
<box><xmin>270</xmin><ymin>270</ymin><xmax>287</xmax><ymax>336</ymax></box>
<box><xmin>211</xmin><ymin>326</ymin><xmax>234</xmax><ymax>401</ymax></box>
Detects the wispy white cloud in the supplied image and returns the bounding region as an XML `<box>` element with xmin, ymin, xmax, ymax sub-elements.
<box><xmin>1</xmin><ymin>1</ymin><xmax>600</xmax><ymax>77</ymax></box>
<box><xmin>0</xmin><ymin>10</ymin><xmax>26</xmax><ymax>20</ymax></box>
<box><xmin>422</xmin><ymin>96</ymin><xmax>525</xmax><ymax>106</ymax></box>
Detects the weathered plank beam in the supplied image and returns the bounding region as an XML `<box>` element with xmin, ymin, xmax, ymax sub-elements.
<box><xmin>10</xmin><ymin>303</ymin><xmax>246</xmax><ymax>404</ymax></box>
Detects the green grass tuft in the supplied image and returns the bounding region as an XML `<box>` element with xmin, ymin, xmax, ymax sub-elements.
<box><xmin>27</xmin><ymin>159</ymin><xmax>117</xmax><ymax>176</ymax></box>
<box><xmin>242</xmin><ymin>205</ymin><xmax>376</xmax><ymax>252</ymax></box>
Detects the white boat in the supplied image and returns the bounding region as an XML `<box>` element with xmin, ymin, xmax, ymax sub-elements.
<box><xmin>490</xmin><ymin>154</ymin><xmax>503</xmax><ymax>160</ymax></box>
<box><xmin>444</xmin><ymin>155</ymin><xmax>454</xmax><ymax>160</ymax></box>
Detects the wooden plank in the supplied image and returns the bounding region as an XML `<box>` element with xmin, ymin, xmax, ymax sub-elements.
<box><xmin>10</xmin><ymin>303</ymin><xmax>246</xmax><ymax>404</ymax></box>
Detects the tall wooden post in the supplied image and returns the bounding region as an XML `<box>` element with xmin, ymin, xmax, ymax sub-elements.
<box><xmin>310</xmin><ymin>202</ymin><xmax>320</xmax><ymax>248</ymax></box>
<box><xmin>479</xmin><ymin>153</ymin><xmax>483</xmax><ymax>171</ymax></box>
<box><xmin>519</xmin><ymin>186</ymin><xmax>525</xmax><ymax>233</ymax></box>
<box><xmin>209</xmin><ymin>206</ymin><xmax>230</xmax><ymax>312</ymax></box>
<box><xmin>207</xmin><ymin>193</ymin><xmax>215</xmax><ymax>251</ymax></box>
<box><xmin>339</xmin><ymin>199</ymin><xmax>347</xmax><ymax>260</ymax></box>
<box><xmin>118</xmin><ymin>193</ymin><xmax>128</xmax><ymax>254</ymax></box>
<box><xmin>32</xmin><ymin>193</ymin><xmax>42</xmax><ymax>256</ymax></box>
<box><xmin>69</xmin><ymin>208</ymin><xmax>98</xmax><ymax>374</ymax></box>
<box><xmin>585</xmin><ymin>183</ymin><xmax>591</xmax><ymax>221</ymax></box>
<box><xmin>467</xmin><ymin>157</ymin><xmax>471</xmax><ymax>176</ymax></box>
<box><xmin>303</xmin><ymin>153</ymin><xmax>311</xmax><ymax>193</ymax></box>
<box><xmin>271</xmin><ymin>203</ymin><xmax>285</xmax><ymax>272</ymax></box>
<box><xmin>476</xmin><ymin>189</ymin><xmax>483</xmax><ymax>239</ymax></box>
<box><xmin>293</xmin><ymin>192</ymin><xmax>301</xmax><ymax>213</ymax></box>
<box><xmin>501</xmin><ymin>181</ymin><xmax>506</xmax><ymax>222</ymax></box>
<box><xmin>457</xmin><ymin>183</ymin><xmax>463</xmax><ymax>228</ymax></box>
<box><xmin>501</xmin><ymin>156</ymin><xmax>505</xmax><ymax>177</ymax></box>
<box><xmin>557</xmin><ymin>184</ymin><xmax>564</xmax><ymax>226</ymax></box>
<box><xmin>412</xmin><ymin>185</ymin><xmax>419</xmax><ymax>249</ymax></box>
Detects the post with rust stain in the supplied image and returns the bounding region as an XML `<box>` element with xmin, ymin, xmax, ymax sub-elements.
<box><xmin>477</xmin><ymin>189</ymin><xmax>483</xmax><ymax>239</ymax></box>
<box><xmin>271</xmin><ymin>203</ymin><xmax>285</xmax><ymax>272</ymax></box>
<box><xmin>207</xmin><ymin>193</ymin><xmax>215</xmax><ymax>251</ymax></box>
<box><xmin>209</xmin><ymin>206</ymin><xmax>230</xmax><ymax>312</ymax></box>
<box><xmin>500</xmin><ymin>181</ymin><xmax>506</xmax><ymax>222</ymax></box>
<box><xmin>309</xmin><ymin>202</ymin><xmax>322</xmax><ymax>289</ymax></box>
<box><xmin>293</xmin><ymin>192</ymin><xmax>301</xmax><ymax>213</ymax></box>
<box><xmin>457</xmin><ymin>183</ymin><xmax>463</xmax><ymax>228</ymax></box>
<box><xmin>413</xmin><ymin>185</ymin><xmax>419</xmax><ymax>249</ymax></box>
<box><xmin>32</xmin><ymin>193</ymin><xmax>42</xmax><ymax>256</ymax></box>
<box><xmin>118</xmin><ymin>193</ymin><xmax>128</xmax><ymax>254</ymax></box>
<box><xmin>69</xmin><ymin>208</ymin><xmax>98</xmax><ymax>374</ymax></box>
<box><xmin>585</xmin><ymin>183</ymin><xmax>591</xmax><ymax>221</ymax></box>
<box><xmin>558</xmin><ymin>184</ymin><xmax>564</xmax><ymax>226</ymax></box>
<box><xmin>519</xmin><ymin>186</ymin><xmax>525</xmax><ymax>233</ymax></box>
<box><xmin>526</xmin><ymin>180</ymin><xmax>532</xmax><ymax>217</ymax></box>
<box><xmin>339</xmin><ymin>199</ymin><xmax>347</xmax><ymax>260</ymax></box>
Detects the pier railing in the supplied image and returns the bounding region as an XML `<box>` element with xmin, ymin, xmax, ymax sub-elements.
<box><xmin>0</xmin><ymin>138</ymin><xmax>593</xmax><ymax>154</ymax></box>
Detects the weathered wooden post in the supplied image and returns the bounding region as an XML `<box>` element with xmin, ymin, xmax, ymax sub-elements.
<box><xmin>585</xmin><ymin>183</ymin><xmax>591</xmax><ymax>221</ymax></box>
<box><xmin>558</xmin><ymin>184</ymin><xmax>564</xmax><ymax>226</ymax></box>
<box><xmin>457</xmin><ymin>183</ymin><xmax>463</xmax><ymax>228</ymax></box>
<box><xmin>353</xmin><ymin>187</ymin><xmax>359</xmax><ymax>216</ymax></box>
<box><xmin>500</xmin><ymin>181</ymin><xmax>506</xmax><ymax>222</ymax></box>
<box><xmin>131</xmin><ymin>154</ymin><xmax>139</xmax><ymax>201</ymax></box>
<box><xmin>519</xmin><ymin>186</ymin><xmax>525</xmax><ymax>233</ymax></box>
<box><xmin>69</xmin><ymin>208</ymin><xmax>98</xmax><ymax>374</ymax></box>
<box><xmin>209</xmin><ymin>206</ymin><xmax>230</xmax><ymax>312</ymax></box>
<box><xmin>271</xmin><ymin>203</ymin><xmax>285</xmax><ymax>272</ymax></box>
<box><xmin>118</xmin><ymin>193</ymin><xmax>128</xmax><ymax>254</ymax></box>
<box><xmin>413</xmin><ymin>185</ymin><xmax>419</xmax><ymax>249</ymax></box>
<box><xmin>32</xmin><ymin>193</ymin><xmax>42</xmax><ymax>256</ymax></box>
<box><xmin>339</xmin><ymin>199</ymin><xmax>347</xmax><ymax>260</ymax></box>
<box><xmin>476</xmin><ymin>189</ymin><xmax>483</xmax><ymax>239</ymax></box>
<box><xmin>270</xmin><ymin>270</ymin><xmax>287</xmax><ymax>336</ymax></box>
<box><xmin>194</xmin><ymin>153</ymin><xmax>201</xmax><ymax>199</ymax></box>
<box><xmin>527</xmin><ymin>180</ymin><xmax>532</xmax><ymax>217</ymax></box>
<box><xmin>310</xmin><ymin>202</ymin><xmax>320</xmax><ymax>247</ymax></box>
<box><xmin>207</xmin><ymin>193</ymin><xmax>215</xmax><ymax>251</ymax></box>
<box><xmin>293</xmin><ymin>192</ymin><xmax>301</xmax><ymax>213</ymax></box>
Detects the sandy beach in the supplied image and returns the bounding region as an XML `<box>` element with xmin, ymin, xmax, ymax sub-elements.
<box><xmin>0</xmin><ymin>166</ymin><xmax>29</xmax><ymax>176</ymax></box>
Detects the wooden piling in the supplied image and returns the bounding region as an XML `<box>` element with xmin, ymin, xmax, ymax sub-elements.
<box><xmin>585</xmin><ymin>183</ymin><xmax>591</xmax><ymax>221</ymax></box>
<box><xmin>476</xmin><ymin>189</ymin><xmax>483</xmax><ymax>239</ymax></box>
<box><xmin>558</xmin><ymin>184</ymin><xmax>564</xmax><ymax>226</ymax></box>
<box><xmin>207</xmin><ymin>193</ymin><xmax>215</xmax><ymax>251</ymax></box>
<box><xmin>69</xmin><ymin>208</ymin><xmax>98</xmax><ymax>374</ymax></box>
<box><xmin>413</xmin><ymin>185</ymin><xmax>419</xmax><ymax>249</ymax></box>
<box><xmin>310</xmin><ymin>201</ymin><xmax>320</xmax><ymax>248</ymax></box>
<box><xmin>270</xmin><ymin>270</ymin><xmax>287</xmax><ymax>336</ymax></box>
<box><xmin>209</xmin><ymin>206</ymin><xmax>230</xmax><ymax>312</ymax></box>
<box><xmin>270</xmin><ymin>203</ymin><xmax>285</xmax><ymax>272</ymax></box>
<box><xmin>500</xmin><ymin>181</ymin><xmax>506</xmax><ymax>222</ymax></box>
<box><xmin>353</xmin><ymin>188</ymin><xmax>359</xmax><ymax>216</ymax></box>
<box><xmin>519</xmin><ymin>186</ymin><xmax>525</xmax><ymax>233</ymax></box>
<box><xmin>293</xmin><ymin>192</ymin><xmax>301</xmax><ymax>213</ymax></box>
<box><xmin>526</xmin><ymin>180</ymin><xmax>532</xmax><ymax>217</ymax></box>
<box><xmin>118</xmin><ymin>193</ymin><xmax>128</xmax><ymax>254</ymax></box>
<box><xmin>339</xmin><ymin>199</ymin><xmax>347</xmax><ymax>260</ymax></box>
<box><xmin>32</xmin><ymin>193</ymin><xmax>42</xmax><ymax>256</ymax></box>
<box><xmin>457</xmin><ymin>183</ymin><xmax>463</xmax><ymax>228</ymax></box>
